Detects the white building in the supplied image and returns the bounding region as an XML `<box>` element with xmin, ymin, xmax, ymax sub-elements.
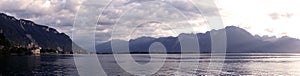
<box><xmin>28</xmin><ymin>42</ymin><xmax>41</xmax><ymax>54</ymax></box>
<box><xmin>31</xmin><ymin>47</ymin><xmax>41</xmax><ymax>54</ymax></box>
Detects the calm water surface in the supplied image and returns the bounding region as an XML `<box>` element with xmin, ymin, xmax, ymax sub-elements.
<box><xmin>1</xmin><ymin>53</ymin><xmax>300</xmax><ymax>75</ymax></box>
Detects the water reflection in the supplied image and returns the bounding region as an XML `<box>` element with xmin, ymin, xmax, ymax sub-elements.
<box><xmin>0</xmin><ymin>55</ymin><xmax>40</xmax><ymax>75</ymax></box>
<box><xmin>1</xmin><ymin>53</ymin><xmax>300</xmax><ymax>75</ymax></box>
<box><xmin>0</xmin><ymin>55</ymin><xmax>78</xmax><ymax>76</ymax></box>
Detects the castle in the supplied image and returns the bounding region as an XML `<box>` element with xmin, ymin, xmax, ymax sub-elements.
<box><xmin>27</xmin><ymin>43</ymin><xmax>41</xmax><ymax>54</ymax></box>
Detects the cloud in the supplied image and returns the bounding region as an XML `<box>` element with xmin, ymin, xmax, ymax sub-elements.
<box><xmin>0</xmin><ymin>0</ymin><xmax>220</xmax><ymax>44</ymax></box>
<box><xmin>280</xmin><ymin>32</ymin><xmax>288</xmax><ymax>36</ymax></box>
<box><xmin>265</xmin><ymin>28</ymin><xmax>274</xmax><ymax>33</ymax></box>
<box><xmin>268</xmin><ymin>12</ymin><xmax>294</xmax><ymax>20</ymax></box>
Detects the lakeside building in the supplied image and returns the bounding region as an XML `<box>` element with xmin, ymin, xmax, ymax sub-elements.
<box><xmin>28</xmin><ymin>43</ymin><xmax>41</xmax><ymax>55</ymax></box>
<box><xmin>30</xmin><ymin>47</ymin><xmax>41</xmax><ymax>54</ymax></box>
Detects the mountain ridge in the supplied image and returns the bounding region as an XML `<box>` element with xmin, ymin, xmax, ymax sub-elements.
<box><xmin>96</xmin><ymin>26</ymin><xmax>300</xmax><ymax>53</ymax></box>
<box><xmin>0</xmin><ymin>13</ymin><xmax>84</xmax><ymax>53</ymax></box>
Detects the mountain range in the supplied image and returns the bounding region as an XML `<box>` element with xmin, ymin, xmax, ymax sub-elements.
<box><xmin>1</xmin><ymin>12</ymin><xmax>300</xmax><ymax>54</ymax></box>
<box><xmin>96</xmin><ymin>26</ymin><xmax>300</xmax><ymax>53</ymax></box>
<box><xmin>0</xmin><ymin>13</ymin><xmax>83</xmax><ymax>53</ymax></box>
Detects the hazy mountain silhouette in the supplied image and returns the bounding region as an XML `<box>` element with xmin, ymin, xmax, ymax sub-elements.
<box><xmin>96</xmin><ymin>26</ymin><xmax>300</xmax><ymax>53</ymax></box>
<box><xmin>2</xmin><ymin>12</ymin><xmax>298</xmax><ymax>53</ymax></box>
<box><xmin>0</xmin><ymin>13</ymin><xmax>83</xmax><ymax>52</ymax></box>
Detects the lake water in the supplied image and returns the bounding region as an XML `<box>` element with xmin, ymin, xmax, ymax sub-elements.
<box><xmin>1</xmin><ymin>53</ymin><xmax>300</xmax><ymax>75</ymax></box>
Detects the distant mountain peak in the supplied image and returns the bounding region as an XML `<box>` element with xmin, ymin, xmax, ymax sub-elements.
<box><xmin>225</xmin><ymin>26</ymin><xmax>249</xmax><ymax>32</ymax></box>
<box><xmin>225</xmin><ymin>26</ymin><xmax>240</xmax><ymax>29</ymax></box>
<box><xmin>97</xmin><ymin>25</ymin><xmax>300</xmax><ymax>53</ymax></box>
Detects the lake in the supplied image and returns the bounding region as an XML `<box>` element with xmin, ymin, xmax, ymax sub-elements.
<box><xmin>1</xmin><ymin>53</ymin><xmax>300</xmax><ymax>75</ymax></box>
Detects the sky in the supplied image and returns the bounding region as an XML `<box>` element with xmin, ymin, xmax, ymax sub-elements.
<box><xmin>0</xmin><ymin>0</ymin><xmax>300</xmax><ymax>44</ymax></box>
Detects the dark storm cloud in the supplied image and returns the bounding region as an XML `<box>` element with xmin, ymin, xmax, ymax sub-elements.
<box><xmin>0</xmin><ymin>0</ymin><xmax>221</xmax><ymax>43</ymax></box>
<box><xmin>97</xmin><ymin>21</ymin><xmax>115</xmax><ymax>26</ymax></box>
